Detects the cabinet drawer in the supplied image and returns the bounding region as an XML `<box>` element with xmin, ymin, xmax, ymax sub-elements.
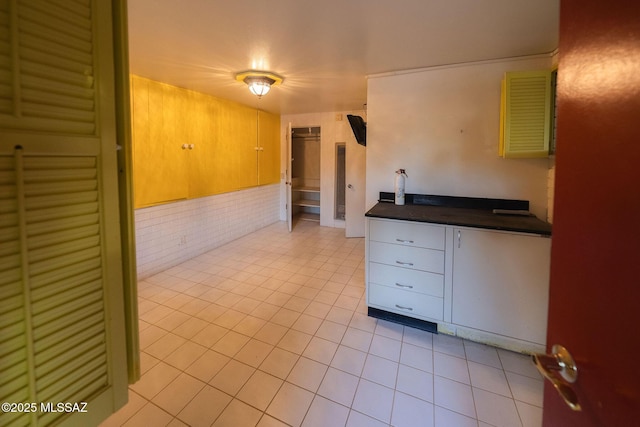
<box><xmin>369</xmin><ymin>241</ymin><xmax>444</xmax><ymax>274</ymax></box>
<box><xmin>369</xmin><ymin>219</ymin><xmax>445</xmax><ymax>250</ymax></box>
<box><xmin>368</xmin><ymin>283</ymin><xmax>444</xmax><ymax>321</ymax></box>
<box><xmin>369</xmin><ymin>262</ymin><xmax>444</xmax><ymax>298</ymax></box>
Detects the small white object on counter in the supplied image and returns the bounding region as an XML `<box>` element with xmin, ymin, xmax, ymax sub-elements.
<box><xmin>394</xmin><ymin>169</ymin><xmax>407</xmax><ymax>205</ymax></box>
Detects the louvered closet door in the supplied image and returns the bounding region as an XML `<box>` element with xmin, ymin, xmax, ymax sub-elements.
<box><xmin>0</xmin><ymin>1</ymin><xmax>128</xmax><ymax>426</ymax></box>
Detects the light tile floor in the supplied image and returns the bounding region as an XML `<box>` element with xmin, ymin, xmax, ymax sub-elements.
<box><xmin>101</xmin><ymin>221</ymin><xmax>544</xmax><ymax>427</ymax></box>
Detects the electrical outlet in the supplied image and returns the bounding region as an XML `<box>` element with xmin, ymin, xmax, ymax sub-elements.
<box><xmin>335</xmin><ymin>113</ymin><xmax>343</xmax><ymax>121</ymax></box>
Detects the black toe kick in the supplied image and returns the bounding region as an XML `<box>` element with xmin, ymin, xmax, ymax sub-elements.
<box><xmin>367</xmin><ymin>307</ymin><xmax>438</xmax><ymax>334</ymax></box>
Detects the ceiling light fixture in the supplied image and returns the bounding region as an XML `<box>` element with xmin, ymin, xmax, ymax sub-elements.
<box><xmin>235</xmin><ymin>70</ymin><xmax>283</xmax><ymax>98</ymax></box>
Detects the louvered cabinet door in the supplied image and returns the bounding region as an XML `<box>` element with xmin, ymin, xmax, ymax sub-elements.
<box><xmin>0</xmin><ymin>1</ymin><xmax>128</xmax><ymax>426</ymax></box>
<box><xmin>500</xmin><ymin>70</ymin><xmax>552</xmax><ymax>158</ymax></box>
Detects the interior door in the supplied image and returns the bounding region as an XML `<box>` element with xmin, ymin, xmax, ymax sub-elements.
<box><xmin>345</xmin><ymin>132</ymin><xmax>366</xmax><ymax>237</ymax></box>
<box><xmin>0</xmin><ymin>1</ymin><xmax>129</xmax><ymax>425</ymax></box>
<box><xmin>541</xmin><ymin>0</ymin><xmax>640</xmax><ymax>424</ymax></box>
<box><xmin>286</xmin><ymin>122</ymin><xmax>292</xmax><ymax>232</ymax></box>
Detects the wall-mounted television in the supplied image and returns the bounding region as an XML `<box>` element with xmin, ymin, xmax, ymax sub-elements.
<box><xmin>347</xmin><ymin>114</ymin><xmax>366</xmax><ymax>146</ymax></box>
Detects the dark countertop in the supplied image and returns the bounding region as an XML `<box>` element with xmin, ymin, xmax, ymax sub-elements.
<box><xmin>366</xmin><ymin>198</ymin><xmax>552</xmax><ymax>236</ymax></box>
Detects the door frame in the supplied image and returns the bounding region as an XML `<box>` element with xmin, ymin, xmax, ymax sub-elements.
<box><xmin>286</xmin><ymin>122</ymin><xmax>292</xmax><ymax>232</ymax></box>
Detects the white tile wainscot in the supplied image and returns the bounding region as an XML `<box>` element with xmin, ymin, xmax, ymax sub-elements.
<box><xmin>135</xmin><ymin>184</ymin><xmax>280</xmax><ymax>279</ymax></box>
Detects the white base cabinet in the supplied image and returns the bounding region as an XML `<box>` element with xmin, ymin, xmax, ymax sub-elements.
<box><xmin>366</xmin><ymin>218</ymin><xmax>551</xmax><ymax>353</ymax></box>
<box><xmin>367</xmin><ymin>219</ymin><xmax>446</xmax><ymax>322</ymax></box>
<box><xmin>452</xmin><ymin>227</ymin><xmax>551</xmax><ymax>347</ymax></box>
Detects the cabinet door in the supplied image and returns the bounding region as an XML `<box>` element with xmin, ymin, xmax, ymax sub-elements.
<box><xmin>500</xmin><ymin>70</ymin><xmax>552</xmax><ymax>158</ymax></box>
<box><xmin>131</xmin><ymin>77</ymin><xmax>188</xmax><ymax>207</ymax></box>
<box><xmin>452</xmin><ymin>228</ymin><xmax>551</xmax><ymax>345</ymax></box>
<box><xmin>217</xmin><ymin>99</ymin><xmax>257</xmax><ymax>190</ymax></box>
<box><xmin>188</xmin><ymin>91</ymin><xmax>220</xmax><ymax>197</ymax></box>
<box><xmin>258</xmin><ymin>110</ymin><xmax>281</xmax><ymax>185</ymax></box>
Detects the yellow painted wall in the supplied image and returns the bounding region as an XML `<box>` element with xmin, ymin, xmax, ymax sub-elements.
<box><xmin>131</xmin><ymin>75</ymin><xmax>281</xmax><ymax>208</ymax></box>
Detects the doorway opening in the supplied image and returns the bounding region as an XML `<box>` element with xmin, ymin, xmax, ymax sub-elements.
<box><xmin>291</xmin><ymin>126</ymin><xmax>321</xmax><ymax>224</ymax></box>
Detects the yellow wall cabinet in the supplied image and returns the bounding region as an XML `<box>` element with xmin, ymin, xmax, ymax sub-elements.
<box><xmin>131</xmin><ymin>76</ymin><xmax>281</xmax><ymax>208</ymax></box>
<box><xmin>499</xmin><ymin>70</ymin><xmax>553</xmax><ymax>158</ymax></box>
<box><xmin>258</xmin><ymin>110</ymin><xmax>282</xmax><ymax>186</ymax></box>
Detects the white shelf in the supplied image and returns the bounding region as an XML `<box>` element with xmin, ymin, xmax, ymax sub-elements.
<box><xmin>293</xmin><ymin>199</ymin><xmax>320</xmax><ymax>208</ymax></box>
<box><xmin>293</xmin><ymin>186</ymin><xmax>320</xmax><ymax>193</ymax></box>
<box><xmin>296</xmin><ymin>212</ymin><xmax>320</xmax><ymax>222</ymax></box>
<box><xmin>292</xmin><ymin>183</ymin><xmax>319</xmax><ymax>225</ymax></box>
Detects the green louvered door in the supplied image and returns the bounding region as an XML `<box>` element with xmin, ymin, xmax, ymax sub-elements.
<box><xmin>0</xmin><ymin>1</ymin><xmax>128</xmax><ymax>426</ymax></box>
<box><xmin>500</xmin><ymin>70</ymin><xmax>552</xmax><ymax>158</ymax></box>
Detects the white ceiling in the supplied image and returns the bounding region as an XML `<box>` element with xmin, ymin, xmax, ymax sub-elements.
<box><xmin>127</xmin><ymin>0</ymin><xmax>559</xmax><ymax>115</ymax></box>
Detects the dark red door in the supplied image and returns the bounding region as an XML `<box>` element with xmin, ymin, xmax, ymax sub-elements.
<box><xmin>544</xmin><ymin>0</ymin><xmax>640</xmax><ymax>425</ymax></box>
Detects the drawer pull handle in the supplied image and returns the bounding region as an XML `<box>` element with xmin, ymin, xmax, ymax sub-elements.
<box><xmin>396</xmin><ymin>238</ymin><xmax>414</xmax><ymax>244</ymax></box>
<box><xmin>395</xmin><ymin>283</ymin><xmax>414</xmax><ymax>289</ymax></box>
<box><xmin>396</xmin><ymin>260</ymin><xmax>414</xmax><ymax>266</ymax></box>
<box><xmin>395</xmin><ymin>304</ymin><xmax>413</xmax><ymax>311</ymax></box>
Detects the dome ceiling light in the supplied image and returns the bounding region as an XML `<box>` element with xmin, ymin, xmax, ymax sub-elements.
<box><xmin>235</xmin><ymin>70</ymin><xmax>284</xmax><ymax>98</ymax></box>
